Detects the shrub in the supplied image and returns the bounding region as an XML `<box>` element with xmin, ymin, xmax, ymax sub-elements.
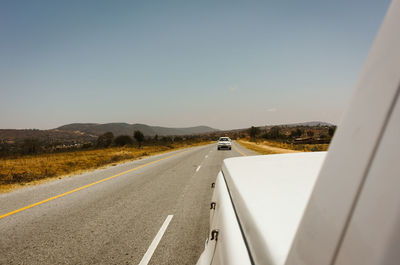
<box><xmin>133</xmin><ymin>130</ymin><xmax>145</xmax><ymax>148</ymax></box>
<box><xmin>249</xmin><ymin>126</ymin><xmax>260</xmax><ymax>141</ymax></box>
<box><xmin>290</xmin><ymin>128</ymin><xmax>303</xmax><ymax>138</ymax></box>
<box><xmin>21</xmin><ymin>138</ymin><xmax>42</xmax><ymax>154</ymax></box>
<box><xmin>114</xmin><ymin>135</ymin><xmax>134</xmax><ymax>146</ymax></box>
<box><xmin>161</xmin><ymin>136</ymin><xmax>173</xmax><ymax>144</ymax></box>
<box><xmin>82</xmin><ymin>143</ymin><xmax>94</xmax><ymax>149</ymax></box>
<box><xmin>268</xmin><ymin>126</ymin><xmax>281</xmax><ymax>139</ymax></box>
<box><xmin>174</xmin><ymin>136</ymin><xmax>183</xmax><ymax>142</ymax></box>
<box><xmin>97</xmin><ymin>132</ymin><xmax>114</xmax><ymax>147</ymax></box>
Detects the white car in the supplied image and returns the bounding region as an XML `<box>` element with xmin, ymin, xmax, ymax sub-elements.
<box><xmin>217</xmin><ymin>137</ymin><xmax>232</xmax><ymax>150</ymax></box>
<box><xmin>197</xmin><ymin>1</ymin><xmax>400</xmax><ymax>265</ymax></box>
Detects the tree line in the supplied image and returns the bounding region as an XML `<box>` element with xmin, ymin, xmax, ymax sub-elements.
<box><xmin>96</xmin><ymin>130</ymin><xmax>145</xmax><ymax>148</ymax></box>
<box><xmin>0</xmin><ymin>130</ymin><xmax>213</xmax><ymax>157</ymax></box>
<box><xmin>248</xmin><ymin>125</ymin><xmax>336</xmax><ymax>143</ymax></box>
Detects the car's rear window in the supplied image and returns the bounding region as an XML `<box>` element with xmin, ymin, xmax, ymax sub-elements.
<box><xmin>219</xmin><ymin>138</ymin><xmax>229</xmax><ymax>141</ymax></box>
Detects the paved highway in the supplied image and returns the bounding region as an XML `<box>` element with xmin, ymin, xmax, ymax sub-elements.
<box><xmin>0</xmin><ymin>142</ymin><xmax>257</xmax><ymax>265</ymax></box>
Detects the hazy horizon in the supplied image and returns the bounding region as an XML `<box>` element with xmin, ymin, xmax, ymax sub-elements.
<box><xmin>1</xmin><ymin>120</ymin><xmax>336</xmax><ymax>131</ymax></box>
<box><xmin>1</xmin><ymin>0</ymin><xmax>391</xmax><ymax>130</ymax></box>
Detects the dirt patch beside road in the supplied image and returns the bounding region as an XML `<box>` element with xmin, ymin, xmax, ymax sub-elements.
<box><xmin>237</xmin><ymin>140</ymin><xmax>301</xmax><ymax>155</ymax></box>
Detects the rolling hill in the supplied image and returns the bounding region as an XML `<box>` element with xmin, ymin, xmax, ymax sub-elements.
<box><xmin>0</xmin><ymin>129</ymin><xmax>97</xmax><ymax>144</ymax></box>
<box><xmin>56</xmin><ymin>123</ymin><xmax>218</xmax><ymax>136</ymax></box>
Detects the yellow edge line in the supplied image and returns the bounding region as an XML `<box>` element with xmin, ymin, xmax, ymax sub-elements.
<box><xmin>232</xmin><ymin>142</ymin><xmax>247</xmax><ymax>157</ymax></box>
<box><xmin>0</xmin><ymin>150</ymin><xmax>188</xmax><ymax>220</ymax></box>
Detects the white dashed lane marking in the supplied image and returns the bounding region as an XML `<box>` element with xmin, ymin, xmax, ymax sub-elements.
<box><xmin>138</xmin><ymin>215</ymin><xmax>174</xmax><ymax>265</ymax></box>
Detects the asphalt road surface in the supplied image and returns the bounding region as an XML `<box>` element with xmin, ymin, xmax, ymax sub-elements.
<box><xmin>0</xmin><ymin>141</ymin><xmax>257</xmax><ymax>265</ymax></box>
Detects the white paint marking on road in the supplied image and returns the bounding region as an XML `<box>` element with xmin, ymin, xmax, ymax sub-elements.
<box><xmin>196</xmin><ymin>165</ymin><xmax>201</xmax><ymax>172</ymax></box>
<box><xmin>139</xmin><ymin>215</ymin><xmax>174</xmax><ymax>265</ymax></box>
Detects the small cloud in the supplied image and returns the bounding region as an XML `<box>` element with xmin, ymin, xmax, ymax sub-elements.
<box><xmin>228</xmin><ymin>86</ymin><xmax>237</xmax><ymax>92</ymax></box>
<box><xmin>267</xmin><ymin>108</ymin><xmax>277</xmax><ymax>112</ymax></box>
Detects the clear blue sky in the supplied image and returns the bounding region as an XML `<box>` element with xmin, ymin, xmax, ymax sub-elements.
<box><xmin>0</xmin><ymin>0</ymin><xmax>391</xmax><ymax>130</ymax></box>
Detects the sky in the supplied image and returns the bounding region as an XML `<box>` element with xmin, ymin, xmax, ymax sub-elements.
<box><xmin>0</xmin><ymin>0</ymin><xmax>391</xmax><ymax>130</ymax></box>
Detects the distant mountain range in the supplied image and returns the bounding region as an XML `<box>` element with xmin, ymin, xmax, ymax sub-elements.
<box><xmin>274</xmin><ymin>121</ymin><xmax>335</xmax><ymax>127</ymax></box>
<box><xmin>0</xmin><ymin>123</ymin><xmax>218</xmax><ymax>144</ymax></box>
<box><xmin>0</xmin><ymin>121</ymin><xmax>334</xmax><ymax>144</ymax></box>
<box><xmin>56</xmin><ymin>123</ymin><xmax>218</xmax><ymax>137</ymax></box>
<box><xmin>218</xmin><ymin>121</ymin><xmax>335</xmax><ymax>133</ymax></box>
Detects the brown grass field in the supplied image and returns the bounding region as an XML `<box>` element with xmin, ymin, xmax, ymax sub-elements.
<box><xmin>237</xmin><ymin>139</ymin><xmax>329</xmax><ymax>155</ymax></box>
<box><xmin>0</xmin><ymin>142</ymin><xmax>211</xmax><ymax>193</ymax></box>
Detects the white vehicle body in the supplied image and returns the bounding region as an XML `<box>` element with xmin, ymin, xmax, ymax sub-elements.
<box><xmin>197</xmin><ymin>153</ymin><xmax>326</xmax><ymax>265</ymax></box>
<box><xmin>197</xmin><ymin>1</ymin><xmax>400</xmax><ymax>264</ymax></box>
<box><xmin>217</xmin><ymin>137</ymin><xmax>232</xmax><ymax>150</ymax></box>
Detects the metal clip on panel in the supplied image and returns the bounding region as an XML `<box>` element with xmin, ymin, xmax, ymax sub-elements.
<box><xmin>211</xmin><ymin>229</ymin><xmax>219</xmax><ymax>241</ymax></box>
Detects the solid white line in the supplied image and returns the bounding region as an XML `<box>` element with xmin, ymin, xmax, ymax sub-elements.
<box><xmin>196</xmin><ymin>165</ymin><xmax>201</xmax><ymax>172</ymax></box>
<box><xmin>138</xmin><ymin>215</ymin><xmax>174</xmax><ymax>265</ymax></box>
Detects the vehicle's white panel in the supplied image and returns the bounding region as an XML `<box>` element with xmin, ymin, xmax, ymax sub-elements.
<box><xmin>222</xmin><ymin>152</ymin><xmax>326</xmax><ymax>265</ymax></box>
<box><xmin>197</xmin><ymin>173</ymin><xmax>222</xmax><ymax>265</ymax></box>
<box><xmin>286</xmin><ymin>1</ymin><xmax>400</xmax><ymax>264</ymax></box>
<box><xmin>209</xmin><ymin>179</ymin><xmax>218</xmax><ymax>228</ymax></box>
<box><xmin>196</xmin><ymin>172</ymin><xmax>251</xmax><ymax>265</ymax></box>
<box><xmin>334</xmin><ymin>93</ymin><xmax>400</xmax><ymax>265</ymax></box>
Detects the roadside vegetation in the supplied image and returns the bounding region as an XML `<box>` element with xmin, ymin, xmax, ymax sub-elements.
<box><xmin>236</xmin><ymin>125</ymin><xmax>335</xmax><ymax>154</ymax></box>
<box><xmin>0</xmin><ymin>131</ymin><xmax>212</xmax><ymax>192</ymax></box>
